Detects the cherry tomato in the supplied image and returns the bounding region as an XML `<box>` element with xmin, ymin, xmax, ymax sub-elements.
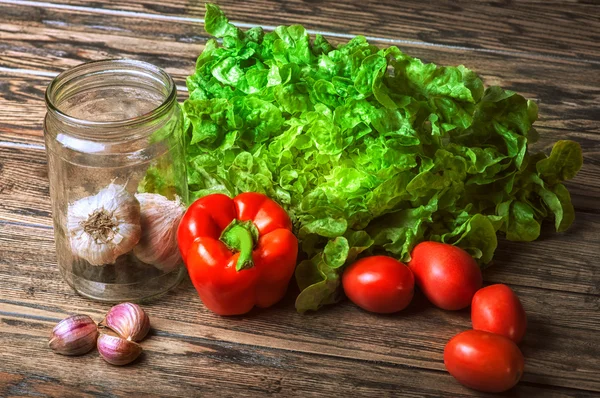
<box><xmin>444</xmin><ymin>330</ymin><xmax>525</xmax><ymax>393</ymax></box>
<box><xmin>408</xmin><ymin>241</ymin><xmax>482</xmax><ymax>310</ymax></box>
<box><xmin>342</xmin><ymin>256</ymin><xmax>414</xmax><ymax>314</ymax></box>
<box><xmin>471</xmin><ymin>284</ymin><xmax>527</xmax><ymax>343</ymax></box>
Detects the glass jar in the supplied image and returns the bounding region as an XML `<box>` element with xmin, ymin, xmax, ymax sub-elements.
<box><xmin>44</xmin><ymin>59</ymin><xmax>188</xmax><ymax>302</ymax></box>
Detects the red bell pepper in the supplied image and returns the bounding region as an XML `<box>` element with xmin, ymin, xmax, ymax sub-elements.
<box><xmin>177</xmin><ymin>192</ymin><xmax>298</xmax><ymax>316</ymax></box>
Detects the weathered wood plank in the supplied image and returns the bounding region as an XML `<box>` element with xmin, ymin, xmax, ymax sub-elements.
<box><xmin>18</xmin><ymin>0</ymin><xmax>600</xmax><ymax>61</ymax></box>
<box><xmin>1</xmin><ymin>313</ymin><xmax>595</xmax><ymax>398</ymax></box>
<box><xmin>0</xmin><ymin>116</ymin><xmax>598</xmax><ymax>296</ymax></box>
<box><xmin>0</xmin><ymin>15</ymin><xmax>200</xmax><ymax>79</ymax></box>
<box><xmin>3</xmin><ymin>108</ymin><xmax>597</xmax><ymax>214</ymax></box>
<box><xmin>2</xmin><ymin>218</ymin><xmax>599</xmax><ymax>332</ymax></box>
<box><xmin>1</xmin><ymin>220</ymin><xmax>599</xmax><ymax>393</ymax></box>
<box><xmin>0</xmin><ymin>147</ymin><xmax>51</xmax><ymax>225</ymax></box>
<box><xmin>0</xmin><ymin>2</ymin><xmax>599</xmax><ymax>396</ymax></box>
<box><xmin>1</xmin><ymin>44</ymin><xmax>599</xmax><ymax>146</ymax></box>
<box><xmin>0</xmin><ymin>5</ymin><xmax>598</xmax><ymax>137</ymax></box>
<box><xmin>0</xmin><ymin>76</ymin><xmax>190</xmax><ymax>140</ymax></box>
<box><xmin>2</xmin><ymin>74</ymin><xmax>599</xmax><ymax>167</ymax></box>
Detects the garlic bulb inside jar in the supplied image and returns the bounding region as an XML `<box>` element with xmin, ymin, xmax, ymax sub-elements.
<box><xmin>133</xmin><ymin>193</ymin><xmax>185</xmax><ymax>272</ymax></box>
<box><xmin>67</xmin><ymin>183</ymin><xmax>141</xmax><ymax>266</ymax></box>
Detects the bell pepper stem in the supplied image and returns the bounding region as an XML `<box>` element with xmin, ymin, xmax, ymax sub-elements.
<box><xmin>220</xmin><ymin>220</ymin><xmax>259</xmax><ymax>271</ymax></box>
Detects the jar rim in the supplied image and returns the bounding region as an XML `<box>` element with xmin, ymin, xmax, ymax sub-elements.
<box><xmin>45</xmin><ymin>59</ymin><xmax>177</xmax><ymax>135</ymax></box>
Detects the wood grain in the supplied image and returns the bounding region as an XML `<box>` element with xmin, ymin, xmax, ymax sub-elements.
<box><xmin>1</xmin><ymin>314</ymin><xmax>595</xmax><ymax>398</ymax></box>
<box><xmin>0</xmin><ymin>4</ymin><xmax>598</xmax><ymax>138</ymax></box>
<box><xmin>1</xmin><ymin>1</ymin><xmax>600</xmax><ymax>396</ymax></box>
<box><xmin>22</xmin><ymin>0</ymin><xmax>600</xmax><ymax>61</ymax></box>
<box><xmin>1</xmin><ymin>222</ymin><xmax>599</xmax><ymax>394</ymax></box>
<box><xmin>1</xmin><ymin>137</ymin><xmax>599</xmax><ymax>295</ymax></box>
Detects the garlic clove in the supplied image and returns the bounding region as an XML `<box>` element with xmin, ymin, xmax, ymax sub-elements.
<box><xmin>49</xmin><ymin>314</ymin><xmax>98</xmax><ymax>356</ymax></box>
<box><xmin>133</xmin><ymin>193</ymin><xmax>185</xmax><ymax>272</ymax></box>
<box><xmin>100</xmin><ymin>302</ymin><xmax>150</xmax><ymax>342</ymax></box>
<box><xmin>97</xmin><ymin>333</ymin><xmax>142</xmax><ymax>366</ymax></box>
<box><xmin>68</xmin><ymin>183</ymin><xmax>141</xmax><ymax>266</ymax></box>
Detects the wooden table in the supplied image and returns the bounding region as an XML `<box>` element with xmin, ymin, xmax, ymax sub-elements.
<box><xmin>1</xmin><ymin>1</ymin><xmax>599</xmax><ymax>396</ymax></box>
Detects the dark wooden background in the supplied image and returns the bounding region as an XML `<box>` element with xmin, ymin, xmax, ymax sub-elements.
<box><xmin>1</xmin><ymin>1</ymin><xmax>599</xmax><ymax>397</ymax></box>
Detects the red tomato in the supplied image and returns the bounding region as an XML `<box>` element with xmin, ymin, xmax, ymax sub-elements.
<box><xmin>408</xmin><ymin>242</ymin><xmax>482</xmax><ymax>310</ymax></box>
<box><xmin>444</xmin><ymin>330</ymin><xmax>525</xmax><ymax>393</ymax></box>
<box><xmin>471</xmin><ymin>284</ymin><xmax>527</xmax><ymax>343</ymax></box>
<box><xmin>342</xmin><ymin>256</ymin><xmax>414</xmax><ymax>314</ymax></box>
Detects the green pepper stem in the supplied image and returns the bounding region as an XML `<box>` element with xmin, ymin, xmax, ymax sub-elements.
<box><xmin>220</xmin><ymin>220</ymin><xmax>259</xmax><ymax>271</ymax></box>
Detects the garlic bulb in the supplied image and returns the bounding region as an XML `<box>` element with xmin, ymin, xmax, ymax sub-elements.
<box><xmin>133</xmin><ymin>193</ymin><xmax>185</xmax><ymax>272</ymax></box>
<box><xmin>68</xmin><ymin>183</ymin><xmax>141</xmax><ymax>266</ymax></box>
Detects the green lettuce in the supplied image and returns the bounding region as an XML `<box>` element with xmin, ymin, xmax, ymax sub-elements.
<box><xmin>181</xmin><ymin>4</ymin><xmax>583</xmax><ymax>312</ymax></box>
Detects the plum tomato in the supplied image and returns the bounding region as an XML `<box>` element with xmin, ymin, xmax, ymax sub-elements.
<box><xmin>342</xmin><ymin>256</ymin><xmax>414</xmax><ymax>314</ymax></box>
<box><xmin>471</xmin><ymin>284</ymin><xmax>527</xmax><ymax>343</ymax></box>
<box><xmin>444</xmin><ymin>330</ymin><xmax>525</xmax><ymax>393</ymax></box>
<box><xmin>408</xmin><ymin>241</ymin><xmax>482</xmax><ymax>310</ymax></box>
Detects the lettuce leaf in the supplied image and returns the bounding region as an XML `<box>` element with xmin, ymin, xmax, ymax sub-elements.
<box><xmin>181</xmin><ymin>4</ymin><xmax>583</xmax><ymax>312</ymax></box>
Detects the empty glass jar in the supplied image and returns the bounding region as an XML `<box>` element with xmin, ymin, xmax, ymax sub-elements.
<box><xmin>44</xmin><ymin>59</ymin><xmax>188</xmax><ymax>302</ymax></box>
